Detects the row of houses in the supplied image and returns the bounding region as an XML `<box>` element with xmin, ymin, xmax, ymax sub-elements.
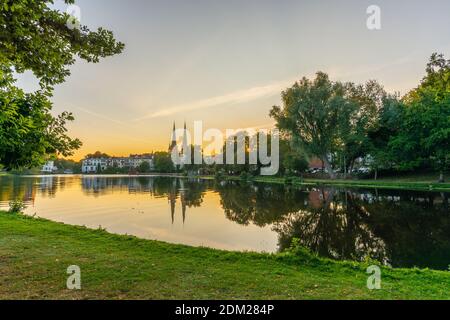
<box><xmin>81</xmin><ymin>154</ymin><xmax>154</xmax><ymax>173</ymax></box>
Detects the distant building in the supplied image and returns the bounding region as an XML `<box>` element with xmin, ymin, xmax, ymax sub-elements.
<box><xmin>308</xmin><ymin>158</ymin><xmax>324</xmax><ymax>170</ymax></box>
<box><xmin>81</xmin><ymin>154</ymin><xmax>154</xmax><ymax>173</ymax></box>
<box><xmin>41</xmin><ymin>161</ymin><xmax>58</xmax><ymax>173</ymax></box>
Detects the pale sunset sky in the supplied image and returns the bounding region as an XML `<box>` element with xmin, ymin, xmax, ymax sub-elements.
<box><xmin>16</xmin><ymin>0</ymin><xmax>450</xmax><ymax>160</ymax></box>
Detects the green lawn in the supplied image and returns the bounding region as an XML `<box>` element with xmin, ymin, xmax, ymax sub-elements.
<box><xmin>0</xmin><ymin>211</ymin><xmax>449</xmax><ymax>300</ymax></box>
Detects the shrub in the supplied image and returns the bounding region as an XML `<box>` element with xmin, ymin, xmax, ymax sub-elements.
<box><xmin>214</xmin><ymin>170</ymin><xmax>225</xmax><ymax>181</ymax></box>
<box><xmin>284</xmin><ymin>238</ymin><xmax>320</xmax><ymax>264</ymax></box>
<box><xmin>240</xmin><ymin>171</ymin><xmax>253</xmax><ymax>181</ymax></box>
<box><xmin>8</xmin><ymin>200</ymin><xmax>26</xmax><ymax>214</ymax></box>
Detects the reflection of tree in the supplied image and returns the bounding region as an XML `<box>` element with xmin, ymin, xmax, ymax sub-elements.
<box><xmin>0</xmin><ymin>176</ymin><xmax>36</xmax><ymax>206</ymax></box>
<box><xmin>182</xmin><ymin>179</ymin><xmax>207</xmax><ymax>208</ymax></box>
<box><xmin>274</xmin><ymin>190</ymin><xmax>388</xmax><ymax>264</ymax></box>
<box><xmin>0</xmin><ymin>175</ymin><xmax>77</xmax><ymax>206</ymax></box>
<box><xmin>217</xmin><ymin>182</ymin><xmax>388</xmax><ymax>262</ymax></box>
<box><xmin>217</xmin><ymin>182</ymin><xmax>450</xmax><ymax>270</ymax></box>
<box><xmin>216</xmin><ymin>181</ymin><xmax>305</xmax><ymax>226</ymax></box>
<box><xmin>361</xmin><ymin>191</ymin><xmax>450</xmax><ymax>269</ymax></box>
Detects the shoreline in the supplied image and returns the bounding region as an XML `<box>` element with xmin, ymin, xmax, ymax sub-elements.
<box><xmin>2</xmin><ymin>172</ymin><xmax>450</xmax><ymax>191</ymax></box>
<box><xmin>200</xmin><ymin>175</ymin><xmax>450</xmax><ymax>192</ymax></box>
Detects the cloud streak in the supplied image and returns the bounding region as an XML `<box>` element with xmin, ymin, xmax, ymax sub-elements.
<box><xmin>132</xmin><ymin>49</ymin><xmax>438</xmax><ymax>122</ymax></box>
<box><xmin>134</xmin><ymin>79</ymin><xmax>295</xmax><ymax>121</ymax></box>
<box><xmin>76</xmin><ymin>106</ymin><xmax>125</xmax><ymax>125</ymax></box>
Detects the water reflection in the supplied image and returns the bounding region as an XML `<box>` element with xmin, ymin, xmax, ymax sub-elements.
<box><xmin>0</xmin><ymin>175</ymin><xmax>448</xmax><ymax>270</ymax></box>
<box><xmin>217</xmin><ymin>181</ymin><xmax>449</xmax><ymax>270</ymax></box>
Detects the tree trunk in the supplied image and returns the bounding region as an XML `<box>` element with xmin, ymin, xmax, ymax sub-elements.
<box><xmin>343</xmin><ymin>155</ymin><xmax>347</xmax><ymax>179</ymax></box>
<box><xmin>349</xmin><ymin>160</ymin><xmax>355</xmax><ymax>176</ymax></box>
<box><xmin>374</xmin><ymin>169</ymin><xmax>378</xmax><ymax>181</ymax></box>
<box><xmin>322</xmin><ymin>156</ymin><xmax>336</xmax><ymax>179</ymax></box>
<box><xmin>438</xmin><ymin>171</ymin><xmax>444</xmax><ymax>183</ymax></box>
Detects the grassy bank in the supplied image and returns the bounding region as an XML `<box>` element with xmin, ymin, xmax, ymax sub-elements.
<box><xmin>0</xmin><ymin>212</ymin><xmax>449</xmax><ymax>300</ymax></box>
<box><xmin>203</xmin><ymin>174</ymin><xmax>450</xmax><ymax>192</ymax></box>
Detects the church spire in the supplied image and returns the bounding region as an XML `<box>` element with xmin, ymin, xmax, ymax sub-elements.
<box><xmin>169</xmin><ymin>121</ymin><xmax>177</xmax><ymax>152</ymax></box>
<box><xmin>182</xmin><ymin>121</ymin><xmax>188</xmax><ymax>156</ymax></box>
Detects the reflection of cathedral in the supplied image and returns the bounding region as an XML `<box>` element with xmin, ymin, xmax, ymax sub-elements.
<box><xmin>81</xmin><ymin>176</ymin><xmax>192</xmax><ymax>225</ymax></box>
<box><xmin>168</xmin><ymin>179</ymin><xmax>187</xmax><ymax>224</ymax></box>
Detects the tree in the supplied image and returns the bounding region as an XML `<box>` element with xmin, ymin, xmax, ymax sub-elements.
<box><xmin>182</xmin><ymin>145</ymin><xmax>203</xmax><ymax>174</ymax></box>
<box><xmin>54</xmin><ymin>158</ymin><xmax>82</xmax><ymax>173</ymax></box>
<box><xmin>153</xmin><ymin>152</ymin><xmax>175</xmax><ymax>173</ymax></box>
<box><xmin>221</xmin><ymin>132</ymin><xmax>257</xmax><ymax>175</ymax></box>
<box><xmin>85</xmin><ymin>151</ymin><xmax>111</xmax><ymax>159</ymax></box>
<box><xmin>340</xmin><ymin>80</ymin><xmax>387</xmax><ymax>175</ymax></box>
<box><xmin>0</xmin><ymin>0</ymin><xmax>124</xmax><ymax>170</ymax></box>
<box><xmin>390</xmin><ymin>53</ymin><xmax>450</xmax><ymax>182</ymax></box>
<box><xmin>0</xmin><ymin>87</ymin><xmax>82</xmax><ymax>169</ymax></box>
<box><xmin>279</xmin><ymin>139</ymin><xmax>308</xmax><ymax>175</ymax></box>
<box><xmin>367</xmin><ymin>96</ymin><xmax>404</xmax><ymax>179</ymax></box>
<box><xmin>270</xmin><ymin>72</ymin><xmax>356</xmax><ymax>179</ymax></box>
<box><xmin>138</xmin><ymin>161</ymin><xmax>151</xmax><ymax>173</ymax></box>
<box><xmin>0</xmin><ymin>0</ymin><xmax>124</xmax><ymax>89</ymax></box>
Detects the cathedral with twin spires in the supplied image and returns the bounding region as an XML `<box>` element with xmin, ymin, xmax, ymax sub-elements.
<box><xmin>169</xmin><ymin>122</ymin><xmax>190</xmax><ymax>168</ymax></box>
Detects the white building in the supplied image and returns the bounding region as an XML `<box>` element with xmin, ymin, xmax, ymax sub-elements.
<box><xmin>82</xmin><ymin>154</ymin><xmax>154</xmax><ymax>173</ymax></box>
<box><xmin>41</xmin><ymin>161</ymin><xmax>58</xmax><ymax>173</ymax></box>
<box><xmin>82</xmin><ymin>158</ymin><xmax>106</xmax><ymax>173</ymax></box>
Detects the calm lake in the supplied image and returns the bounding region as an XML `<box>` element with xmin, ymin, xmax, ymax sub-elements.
<box><xmin>0</xmin><ymin>175</ymin><xmax>449</xmax><ymax>270</ymax></box>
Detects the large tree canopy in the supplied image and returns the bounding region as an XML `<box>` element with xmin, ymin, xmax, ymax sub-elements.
<box><xmin>0</xmin><ymin>0</ymin><xmax>124</xmax><ymax>169</ymax></box>
<box><xmin>0</xmin><ymin>86</ymin><xmax>82</xmax><ymax>169</ymax></box>
<box><xmin>390</xmin><ymin>53</ymin><xmax>450</xmax><ymax>181</ymax></box>
<box><xmin>270</xmin><ymin>72</ymin><xmax>357</xmax><ymax>178</ymax></box>
<box><xmin>0</xmin><ymin>0</ymin><xmax>124</xmax><ymax>89</ymax></box>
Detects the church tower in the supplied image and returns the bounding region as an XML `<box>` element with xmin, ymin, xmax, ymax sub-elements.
<box><xmin>181</xmin><ymin>121</ymin><xmax>188</xmax><ymax>154</ymax></box>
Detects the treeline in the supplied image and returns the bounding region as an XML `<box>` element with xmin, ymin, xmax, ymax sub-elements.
<box><xmin>270</xmin><ymin>53</ymin><xmax>449</xmax><ymax>181</ymax></box>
